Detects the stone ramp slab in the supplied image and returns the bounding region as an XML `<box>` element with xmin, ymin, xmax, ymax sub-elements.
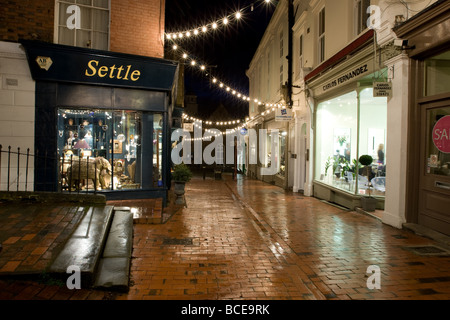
<box><xmin>94</xmin><ymin>210</ymin><xmax>133</xmax><ymax>292</ymax></box>
<box><xmin>48</xmin><ymin>206</ymin><xmax>114</xmax><ymax>286</ymax></box>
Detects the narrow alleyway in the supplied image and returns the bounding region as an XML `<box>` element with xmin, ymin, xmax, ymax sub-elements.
<box><xmin>0</xmin><ymin>174</ymin><xmax>449</xmax><ymax>302</ymax></box>
<box><xmin>120</xmin><ymin>174</ymin><xmax>450</xmax><ymax>300</ymax></box>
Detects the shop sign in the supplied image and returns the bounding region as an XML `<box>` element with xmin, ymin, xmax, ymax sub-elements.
<box><xmin>321</xmin><ymin>64</ymin><xmax>370</xmax><ymax>93</ymax></box>
<box><xmin>275</xmin><ymin>108</ymin><xmax>293</xmax><ymax>122</ymax></box>
<box><xmin>22</xmin><ymin>40</ymin><xmax>178</xmax><ymax>91</ymax></box>
<box><xmin>433</xmin><ymin>115</ymin><xmax>450</xmax><ymax>154</ymax></box>
<box><xmin>183</xmin><ymin>123</ymin><xmax>194</xmax><ymax>132</ymax></box>
<box><xmin>373</xmin><ymin>82</ymin><xmax>392</xmax><ymax>97</ymax></box>
<box><xmin>36</xmin><ymin>56</ymin><xmax>53</xmax><ymax>71</ymax></box>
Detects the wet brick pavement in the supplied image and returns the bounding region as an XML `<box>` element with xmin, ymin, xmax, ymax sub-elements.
<box><xmin>0</xmin><ymin>174</ymin><xmax>450</xmax><ymax>301</ymax></box>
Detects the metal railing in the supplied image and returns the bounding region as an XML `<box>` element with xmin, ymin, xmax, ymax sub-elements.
<box><xmin>0</xmin><ymin>145</ymin><xmax>102</xmax><ymax>194</ymax></box>
<box><xmin>0</xmin><ymin>145</ymin><xmax>33</xmax><ymax>192</ymax></box>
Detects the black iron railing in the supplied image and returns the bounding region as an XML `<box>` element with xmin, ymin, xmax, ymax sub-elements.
<box><xmin>0</xmin><ymin>144</ymin><xmax>102</xmax><ymax>194</ymax></box>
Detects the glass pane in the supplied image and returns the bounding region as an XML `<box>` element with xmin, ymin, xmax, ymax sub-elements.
<box><xmin>359</xmin><ymin>88</ymin><xmax>387</xmax><ymax>196</ymax></box>
<box><xmin>426</xmin><ymin>107</ymin><xmax>450</xmax><ymax>177</ymax></box>
<box><xmin>58</xmin><ymin>26</ymin><xmax>75</xmax><ymax>46</ymax></box>
<box><xmin>316</xmin><ymin>91</ymin><xmax>358</xmax><ymax>193</ymax></box>
<box><xmin>424</xmin><ymin>51</ymin><xmax>450</xmax><ymax>97</ymax></box>
<box><xmin>79</xmin><ymin>6</ymin><xmax>92</xmax><ymax>29</ymax></box>
<box><xmin>57</xmin><ymin>109</ymin><xmax>142</xmax><ymax>192</ymax></box>
<box><xmin>153</xmin><ymin>114</ymin><xmax>163</xmax><ymax>187</ymax></box>
<box><xmin>279</xmin><ymin>132</ymin><xmax>287</xmax><ymax>176</ymax></box>
<box><xmin>76</xmin><ymin>29</ymin><xmax>91</xmax><ymax>48</ymax></box>
<box><xmin>113</xmin><ymin>111</ymin><xmax>142</xmax><ymax>190</ymax></box>
<box><xmin>93</xmin><ymin>9</ymin><xmax>109</xmax><ymax>32</ymax></box>
<box><xmin>92</xmin><ymin>31</ymin><xmax>108</xmax><ymax>50</ymax></box>
<box><xmin>94</xmin><ymin>0</ymin><xmax>109</xmax><ymax>8</ymax></box>
<box><xmin>76</xmin><ymin>0</ymin><xmax>92</xmax><ymax>5</ymax></box>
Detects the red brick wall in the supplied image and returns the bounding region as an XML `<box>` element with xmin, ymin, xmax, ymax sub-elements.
<box><xmin>0</xmin><ymin>0</ymin><xmax>55</xmax><ymax>43</ymax></box>
<box><xmin>110</xmin><ymin>0</ymin><xmax>165</xmax><ymax>58</ymax></box>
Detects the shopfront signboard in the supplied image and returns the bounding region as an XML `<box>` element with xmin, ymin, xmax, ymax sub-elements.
<box><xmin>275</xmin><ymin>108</ymin><xmax>293</xmax><ymax>122</ymax></box>
<box><xmin>373</xmin><ymin>82</ymin><xmax>392</xmax><ymax>97</ymax></box>
<box><xmin>21</xmin><ymin>40</ymin><xmax>178</xmax><ymax>92</ymax></box>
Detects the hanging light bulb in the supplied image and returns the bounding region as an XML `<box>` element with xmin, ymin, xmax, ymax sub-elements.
<box><xmin>212</xmin><ymin>22</ymin><xmax>218</xmax><ymax>29</ymax></box>
<box><xmin>202</xmin><ymin>26</ymin><xmax>207</xmax><ymax>33</ymax></box>
<box><xmin>223</xmin><ymin>17</ymin><xmax>229</xmax><ymax>25</ymax></box>
<box><xmin>236</xmin><ymin>12</ymin><xmax>242</xmax><ymax>19</ymax></box>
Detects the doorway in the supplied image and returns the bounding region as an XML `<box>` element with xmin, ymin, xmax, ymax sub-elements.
<box><xmin>419</xmin><ymin>100</ymin><xmax>450</xmax><ymax>236</ymax></box>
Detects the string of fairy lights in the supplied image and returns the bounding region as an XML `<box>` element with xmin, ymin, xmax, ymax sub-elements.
<box><xmin>165</xmin><ymin>0</ymin><xmax>274</xmax><ymax>42</ymax></box>
<box><xmin>168</xmin><ymin>40</ymin><xmax>288</xmax><ymax>110</ymax></box>
<box><xmin>166</xmin><ymin>0</ymin><xmax>287</xmax><ymax>142</ymax></box>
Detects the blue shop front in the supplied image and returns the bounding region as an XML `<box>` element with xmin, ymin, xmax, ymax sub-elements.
<box><xmin>21</xmin><ymin>40</ymin><xmax>179</xmax><ymax>201</ymax></box>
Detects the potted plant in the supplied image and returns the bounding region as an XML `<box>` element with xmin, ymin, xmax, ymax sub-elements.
<box><xmin>172</xmin><ymin>164</ymin><xmax>193</xmax><ymax>205</ymax></box>
<box><xmin>359</xmin><ymin>155</ymin><xmax>377</xmax><ymax>212</ymax></box>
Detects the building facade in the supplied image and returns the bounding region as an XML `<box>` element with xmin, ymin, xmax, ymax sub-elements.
<box><xmin>247</xmin><ymin>0</ymin><xmax>448</xmax><ymax>235</ymax></box>
<box><xmin>0</xmin><ymin>0</ymin><xmax>180</xmax><ymax>202</ymax></box>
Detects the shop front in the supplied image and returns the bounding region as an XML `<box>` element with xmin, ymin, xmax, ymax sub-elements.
<box><xmin>394</xmin><ymin>0</ymin><xmax>450</xmax><ymax>236</ymax></box>
<box><xmin>258</xmin><ymin>116</ymin><xmax>290</xmax><ymax>189</ymax></box>
<box><xmin>21</xmin><ymin>40</ymin><xmax>179</xmax><ymax>201</ymax></box>
<box><xmin>306</xmin><ymin>31</ymin><xmax>388</xmax><ymax>210</ymax></box>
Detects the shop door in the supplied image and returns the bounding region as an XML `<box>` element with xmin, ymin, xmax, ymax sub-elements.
<box><xmin>419</xmin><ymin>100</ymin><xmax>450</xmax><ymax>236</ymax></box>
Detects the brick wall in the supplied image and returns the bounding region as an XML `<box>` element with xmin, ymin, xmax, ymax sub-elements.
<box><xmin>0</xmin><ymin>0</ymin><xmax>55</xmax><ymax>43</ymax></box>
<box><xmin>110</xmin><ymin>0</ymin><xmax>165</xmax><ymax>58</ymax></box>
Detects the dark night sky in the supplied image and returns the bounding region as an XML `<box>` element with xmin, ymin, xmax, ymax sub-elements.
<box><xmin>165</xmin><ymin>0</ymin><xmax>277</xmax><ymax>120</ymax></box>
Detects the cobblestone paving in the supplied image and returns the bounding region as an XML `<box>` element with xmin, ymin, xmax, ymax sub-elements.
<box><xmin>0</xmin><ymin>175</ymin><xmax>449</xmax><ymax>301</ymax></box>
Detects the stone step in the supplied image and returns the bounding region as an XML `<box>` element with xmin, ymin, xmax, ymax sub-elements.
<box><xmin>93</xmin><ymin>210</ymin><xmax>133</xmax><ymax>292</ymax></box>
<box><xmin>48</xmin><ymin>206</ymin><xmax>114</xmax><ymax>287</ymax></box>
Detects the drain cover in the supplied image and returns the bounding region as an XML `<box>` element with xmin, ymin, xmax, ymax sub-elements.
<box><xmin>162</xmin><ymin>238</ymin><xmax>193</xmax><ymax>246</ymax></box>
<box><xmin>403</xmin><ymin>245</ymin><xmax>450</xmax><ymax>256</ymax></box>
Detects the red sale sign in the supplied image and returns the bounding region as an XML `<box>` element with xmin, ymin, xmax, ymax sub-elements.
<box><xmin>433</xmin><ymin>115</ymin><xmax>450</xmax><ymax>154</ymax></box>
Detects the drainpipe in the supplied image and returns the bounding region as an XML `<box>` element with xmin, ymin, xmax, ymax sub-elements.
<box><xmin>287</xmin><ymin>0</ymin><xmax>294</xmax><ymax>108</ymax></box>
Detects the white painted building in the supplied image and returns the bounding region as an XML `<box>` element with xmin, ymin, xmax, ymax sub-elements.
<box><xmin>247</xmin><ymin>0</ymin><xmax>445</xmax><ymax>233</ymax></box>
<box><xmin>0</xmin><ymin>42</ymin><xmax>36</xmax><ymax>191</ymax></box>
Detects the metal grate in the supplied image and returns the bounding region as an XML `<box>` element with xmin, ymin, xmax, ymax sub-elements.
<box><xmin>403</xmin><ymin>245</ymin><xmax>450</xmax><ymax>256</ymax></box>
<box><xmin>162</xmin><ymin>238</ymin><xmax>194</xmax><ymax>246</ymax></box>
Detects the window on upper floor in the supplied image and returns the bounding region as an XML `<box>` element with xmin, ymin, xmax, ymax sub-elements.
<box><xmin>318</xmin><ymin>8</ymin><xmax>326</xmax><ymax>64</ymax></box>
<box><xmin>56</xmin><ymin>0</ymin><xmax>110</xmax><ymax>50</ymax></box>
<box><xmin>356</xmin><ymin>0</ymin><xmax>371</xmax><ymax>35</ymax></box>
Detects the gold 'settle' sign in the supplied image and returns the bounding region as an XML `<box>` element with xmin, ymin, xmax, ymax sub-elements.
<box><xmin>85</xmin><ymin>60</ymin><xmax>141</xmax><ymax>81</ymax></box>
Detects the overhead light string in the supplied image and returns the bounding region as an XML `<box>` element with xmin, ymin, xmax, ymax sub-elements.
<box><xmin>168</xmin><ymin>39</ymin><xmax>288</xmax><ymax>110</ymax></box>
<box><xmin>165</xmin><ymin>0</ymin><xmax>275</xmax><ymax>42</ymax></box>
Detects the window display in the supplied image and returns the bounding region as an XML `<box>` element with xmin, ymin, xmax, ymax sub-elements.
<box><xmin>57</xmin><ymin>108</ymin><xmax>143</xmax><ymax>191</ymax></box>
<box><xmin>315</xmin><ymin>88</ymin><xmax>387</xmax><ymax>196</ymax></box>
<box><xmin>265</xmin><ymin>129</ymin><xmax>287</xmax><ymax>176</ymax></box>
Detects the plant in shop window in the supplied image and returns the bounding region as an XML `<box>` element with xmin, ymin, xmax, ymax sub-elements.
<box><xmin>359</xmin><ymin>155</ymin><xmax>377</xmax><ymax>212</ymax></box>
